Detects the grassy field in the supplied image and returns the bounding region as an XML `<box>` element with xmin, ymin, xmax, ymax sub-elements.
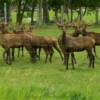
<box><xmin>0</xmin><ymin>25</ymin><xmax>100</xmax><ymax>100</ymax></box>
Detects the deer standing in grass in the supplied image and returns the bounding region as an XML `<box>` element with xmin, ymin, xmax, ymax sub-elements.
<box><xmin>57</xmin><ymin>23</ymin><xmax>95</xmax><ymax>70</ymax></box>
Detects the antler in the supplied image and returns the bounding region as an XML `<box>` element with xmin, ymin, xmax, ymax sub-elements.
<box><xmin>56</xmin><ymin>21</ymin><xmax>66</xmax><ymax>30</ymax></box>
<box><xmin>79</xmin><ymin>20</ymin><xmax>92</xmax><ymax>31</ymax></box>
<box><xmin>66</xmin><ymin>21</ymin><xmax>78</xmax><ymax>29</ymax></box>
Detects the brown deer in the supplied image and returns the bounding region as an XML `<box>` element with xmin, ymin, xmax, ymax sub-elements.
<box><xmin>69</xmin><ymin>21</ymin><xmax>97</xmax><ymax>57</ymax></box>
<box><xmin>57</xmin><ymin>23</ymin><xmax>95</xmax><ymax>70</ymax></box>
<box><xmin>27</xmin><ymin>33</ymin><xmax>63</xmax><ymax>63</ymax></box>
<box><xmin>13</xmin><ymin>25</ymin><xmax>63</xmax><ymax>63</ymax></box>
<box><xmin>23</xmin><ymin>24</ymin><xmax>63</xmax><ymax>63</ymax></box>
<box><xmin>0</xmin><ymin>23</ymin><xmax>37</xmax><ymax>64</ymax></box>
<box><xmin>57</xmin><ymin>22</ymin><xmax>77</xmax><ymax>64</ymax></box>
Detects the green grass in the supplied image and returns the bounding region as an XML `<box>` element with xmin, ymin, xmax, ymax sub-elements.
<box><xmin>0</xmin><ymin>25</ymin><xmax>100</xmax><ymax>100</ymax></box>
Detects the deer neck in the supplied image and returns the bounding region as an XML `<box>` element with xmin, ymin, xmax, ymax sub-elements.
<box><xmin>73</xmin><ymin>30</ymin><xmax>79</xmax><ymax>37</ymax></box>
<box><xmin>62</xmin><ymin>31</ymin><xmax>67</xmax><ymax>44</ymax></box>
<box><xmin>0</xmin><ymin>32</ymin><xmax>4</xmax><ymax>44</ymax></box>
<box><xmin>82</xmin><ymin>29</ymin><xmax>87</xmax><ymax>36</ymax></box>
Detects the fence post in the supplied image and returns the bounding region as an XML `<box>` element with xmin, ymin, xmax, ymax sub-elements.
<box><xmin>4</xmin><ymin>2</ymin><xmax>7</xmax><ymax>24</ymax></box>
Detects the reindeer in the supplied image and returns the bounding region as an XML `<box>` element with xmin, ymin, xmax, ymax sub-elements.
<box><xmin>57</xmin><ymin>23</ymin><xmax>95</xmax><ymax>70</ymax></box>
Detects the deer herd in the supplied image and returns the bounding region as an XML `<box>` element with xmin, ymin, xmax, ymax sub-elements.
<box><xmin>0</xmin><ymin>20</ymin><xmax>100</xmax><ymax>70</ymax></box>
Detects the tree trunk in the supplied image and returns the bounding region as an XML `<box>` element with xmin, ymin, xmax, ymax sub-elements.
<box><xmin>31</xmin><ymin>6</ymin><xmax>35</xmax><ymax>25</ymax></box>
<box><xmin>19</xmin><ymin>0</ymin><xmax>28</xmax><ymax>24</ymax></box>
<box><xmin>42</xmin><ymin>0</ymin><xmax>49</xmax><ymax>23</ymax></box>
<box><xmin>95</xmin><ymin>7</ymin><xmax>99</xmax><ymax>24</ymax></box>
<box><xmin>83</xmin><ymin>7</ymin><xmax>87</xmax><ymax>16</ymax></box>
<box><xmin>65</xmin><ymin>6</ymin><xmax>69</xmax><ymax>21</ymax></box>
<box><xmin>79</xmin><ymin>7</ymin><xmax>83</xmax><ymax>21</ymax></box>
<box><xmin>0</xmin><ymin>2</ymin><xmax>11</xmax><ymax>23</ymax></box>
<box><xmin>7</xmin><ymin>4</ymin><xmax>10</xmax><ymax>22</ymax></box>
<box><xmin>54</xmin><ymin>9</ymin><xmax>58</xmax><ymax>21</ymax></box>
<box><xmin>38</xmin><ymin>0</ymin><xmax>43</xmax><ymax>25</ymax></box>
<box><xmin>61</xmin><ymin>5</ymin><xmax>64</xmax><ymax>23</ymax></box>
<box><xmin>71</xmin><ymin>8</ymin><xmax>73</xmax><ymax>22</ymax></box>
<box><xmin>16</xmin><ymin>0</ymin><xmax>21</xmax><ymax>23</ymax></box>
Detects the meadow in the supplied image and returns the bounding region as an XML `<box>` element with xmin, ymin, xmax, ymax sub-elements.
<box><xmin>0</xmin><ymin>24</ymin><xmax>100</xmax><ymax>100</ymax></box>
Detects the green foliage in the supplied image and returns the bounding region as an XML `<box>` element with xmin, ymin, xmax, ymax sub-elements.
<box><xmin>48</xmin><ymin>0</ymin><xmax>64</xmax><ymax>10</ymax></box>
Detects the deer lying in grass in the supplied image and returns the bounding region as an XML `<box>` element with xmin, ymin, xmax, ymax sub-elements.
<box><xmin>57</xmin><ymin>23</ymin><xmax>95</xmax><ymax>70</ymax></box>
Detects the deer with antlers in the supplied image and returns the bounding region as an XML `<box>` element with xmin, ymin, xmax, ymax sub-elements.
<box><xmin>70</xmin><ymin>20</ymin><xmax>99</xmax><ymax>57</ymax></box>
<box><xmin>57</xmin><ymin>22</ymin><xmax>95</xmax><ymax>70</ymax></box>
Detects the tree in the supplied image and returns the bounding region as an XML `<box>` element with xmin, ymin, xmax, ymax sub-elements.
<box><xmin>43</xmin><ymin>0</ymin><xmax>49</xmax><ymax>23</ymax></box>
<box><xmin>38</xmin><ymin>0</ymin><xmax>43</xmax><ymax>25</ymax></box>
<box><xmin>30</xmin><ymin>0</ymin><xmax>37</xmax><ymax>24</ymax></box>
<box><xmin>48</xmin><ymin>0</ymin><xmax>64</xmax><ymax>20</ymax></box>
<box><xmin>0</xmin><ymin>0</ymin><xmax>11</xmax><ymax>23</ymax></box>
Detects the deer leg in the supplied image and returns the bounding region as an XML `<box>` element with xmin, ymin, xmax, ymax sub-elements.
<box><xmin>53</xmin><ymin>44</ymin><xmax>63</xmax><ymax>60</ymax></box>
<box><xmin>49</xmin><ymin>47</ymin><xmax>54</xmax><ymax>63</ymax></box>
<box><xmin>18</xmin><ymin>47</ymin><xmax>20</xmax><ymax>57</ymax></box>
<box><xmin>3</xmin><ymin>50</ymin><xmax>7</xmax><ymax>61</ymax></box>
<box><xmin>65</xmin><ymin>52</ymin><xmax>70</xmax><ymax>70</ymax></box>
<box><xmin>33</xmin><ymin>47</ymin><xmax>38</xmax><ymax>62</ymax></box>
<box><xmin>71</xmin><ymin>52</ymin><xmax>77</xmax><ymax>64</ymax></box>
<box><xmin>36</xmin><ymin>48</ymin><xmax>40</xmax><ymax>61</ymax></box>
<box><xmin>91</xmin><ymin>48</ymin><xmax>95</xmax><ymax>68</ymax></box>
<box><xmin>87</xmin><ymin>49</ymin><xmax>95</xmax><ymax>68</ymax></box>
<box><xmin>92</xmin><ymin>53</ymin><xmax>95</xmax><ymax>69</ymax></box>
<box><xmin>25</xmin><ymin>46</ymin><xmax>37</xmax><ymax>63</ymax></box>
<box><xmin>71</xmin><ymin>53</ymin><xmax>75</xmax><ymax>69</ymax></box>
<box><xmin>63</xmin><ymin>54</ymin><xmax>66</xmax><ymax>65</ymax></box>
<box><xmin>63</xmin><ymin>51</ymin><xmax>67</xmax><ymax>65</ymax></box>
<box><xmin>3</xmin><ymin>50</ymin><xmax>8</xmax><ymax>64</ymax></box>
<box><xmin>38</xmin><ymin>47</ymin><xmax>41</xmax><ymax>60</ymax></box>
<box><xmin>4</xmin><ymin>49</ymin><xmax>10</xmax><ymax>64</ymax></box>
<box><xmin>12</xmin><ymin>48</ymin><xmax>15</xmax><ymax>61</ymax></box>
<box><xmin>22</xmin><ymin>46</ymin><xmax>24</xmax><ymax>57</ymax></box>
<box><xmin>7</xmin><ymin>49</ymin><xmax>12</xmax><ymax>65</ymax></box>
<box><xmin>93</xmin><ymin>45</ymin><xmax>97</xmax><ymax>58</ymax></box>
<box><xmin>6</xmin><ymin>50</ymin><xmax>9</xmax><ymax>64</ymax></box>
<box><xmin>32</xmin><ymin>48</ymin><xmax>37</xmax><ymax>63</ymax></box>
<box><xmin>43</xmin><ymin>48</ymin><xmax>49</xmax><ymax>63</ymax></box>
